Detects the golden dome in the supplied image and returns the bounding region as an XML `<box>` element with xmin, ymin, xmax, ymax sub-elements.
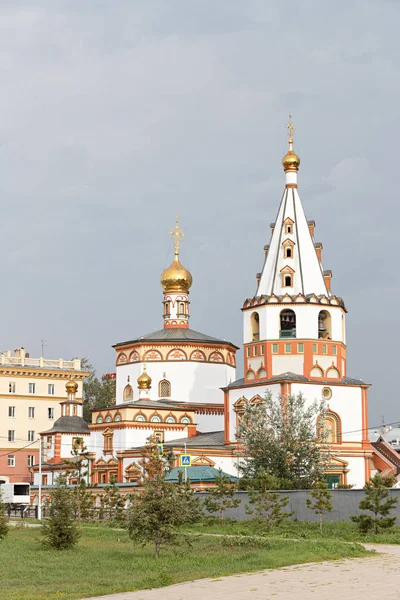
<box><xmin>160</xmin><ymin>254</ymin><xmax>193</xmax><ymax>294</ymax></box>
<box><xmin>282</xmin><ymin>115</ymin><xmax>300</xmax><ymax>172</ymax></box>
<box><xmin>137</xmin><ymin>366</ymin><xmax>152</xmax><ymax>390</ymax></box>
<box><xmin>66</xmin><ymin>380</ymin><xmax>78</xmax><ymax>394</ymax></box>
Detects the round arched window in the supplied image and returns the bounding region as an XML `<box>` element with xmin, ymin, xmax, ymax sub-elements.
<box><xmin>180</xmin><ymin>416</ymin><xmax>191</xmax><ymax>424</ymax></box>
<box><xmin>96</xmin><ymin>416</ymin><xmax>103</xmax><ymax>424</ymax></box>
<box><xmin>166</xmin><ymin>416</ymin><xmax>176</xmax><ymax>424</ymax></box>
<box><xmin>135</xmin><ymin>414</ymin><xmax>146</xmax><ymax>422</ymax></box>
<box><xmin>114</xmin><ymin>414</ymin><xmax>121</xmax><ymax>422</ymax></box>
<box><xmin>105</xmin><ymin>415</ymin><xmax>112</xmax><ymax>423</ymax></box>
<box><xmin>150</xmin><ymin>415</ymin><xmax>162</xmax><ymax>423</ymax></box>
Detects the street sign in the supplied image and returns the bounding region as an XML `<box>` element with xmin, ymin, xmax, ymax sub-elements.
<box><xmin>179</xmin><ymin>454</ymin><xmax>192</xmax><ymax>467</ymax></box>
<box><xmin>156</xmin><ymin>444</ymin><xmax>163</xmax><ymax>456</ymax></box>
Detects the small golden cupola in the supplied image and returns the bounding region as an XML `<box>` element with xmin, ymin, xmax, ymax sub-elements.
<box><xmin>282</xmin><ymin>114</ymin><xmax>300</xmax><ymax>173</ymax></box>
<box><xmin>66</xmin><ymin>379</ymin><xmax>78</xmax><ymax>396</ymax></box>
<box><xmin>160</xmin><ymin>217</ymin><xmax>192</xmax><ymax>329</ymax></box>
<box><xmin>137</xmin><ymin>365</ymin><xmax>152</xmax><ymax>390</ymax></box>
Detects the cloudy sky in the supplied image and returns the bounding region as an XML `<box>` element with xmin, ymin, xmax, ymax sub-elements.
<box><xmin>1</xmin><ymin>1</ymin><xmax>398</xmax><ymax>425</ymax></box>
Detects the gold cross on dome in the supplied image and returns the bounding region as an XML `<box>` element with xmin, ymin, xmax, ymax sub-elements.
<box><xmin>286</xmin><ymin>114</ymin><xmax>295</xmax><ymax>142</ymax></box>
<box><xmin>170</xmin><ymin>215</ymin><xmax>184</xmax><ymax>255</ymax></box>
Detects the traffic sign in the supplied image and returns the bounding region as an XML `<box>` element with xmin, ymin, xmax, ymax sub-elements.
<box><xmin>179</xmin><ymin>454</ymin><xmax>192</xmax><ymax>467</ymax></box>
<box><xmin>156</xmin><ymin>444</ymin><xmax>163</xmax><ymax>456</ymax></box>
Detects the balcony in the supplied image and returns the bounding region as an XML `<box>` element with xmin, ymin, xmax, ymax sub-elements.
<box><xmin>280</xmin><ymin>329</ymin><xmax>296</xmax><ymax>338</ymax></box>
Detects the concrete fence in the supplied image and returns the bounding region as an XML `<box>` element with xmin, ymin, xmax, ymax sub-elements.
<box><xmin>195</xmin><ymin>489</ymin><xmax>400</xmax><ymax>523</ymax></box>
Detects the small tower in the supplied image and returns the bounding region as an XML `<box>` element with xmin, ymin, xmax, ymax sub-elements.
<box><xmin>137</xmin><ymin>365</ymin><xmax>152</xmax><ymax>400</ymax></box>
<box><xmin>160</xmin><ymin>217</ymin><xmax>192</xmax><ymax>329</ymax></box>
<box><xmin>60</xmin><ymin>380</ymin><xmax>84</xmax><ymax>418</ymax></box>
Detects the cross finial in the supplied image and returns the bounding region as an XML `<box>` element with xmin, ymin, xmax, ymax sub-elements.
<box><xmin>169</xmin><ymin>215</ymin><xmax>184</xmax><ymax>256</ymax></box>
<box><xmin>286</xmin><ymin>114</ymin><xmax>295</xmax><ymax>143</ymax></box>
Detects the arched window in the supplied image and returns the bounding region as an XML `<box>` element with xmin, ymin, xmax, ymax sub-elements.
<box><xmin>164</xmin><ymin>302</ymin><xmax>170</xmax><ymax>316</ymax></box>
<box><xmin>105</xmin><ymin>415</ymin><xmax>112</xmax><ymax>423</ymax></box>
<box><xmin>246</xmin><ymin>369</ymin><xmax>255</xmax><ymax>381</ymax></box>
<box><xmin>280</xmin><ymin>309</ymin><xmax>296</xmax><ymax>338</ymax></box>
<box><xmin>318</xmin><ymin>412</ymin><xmax>341</xmax><ymax>443</ymax></box>
<box><xmin>180</xmin><ymin>416</ymin><xmax>192</xmax><ymax>424</ymax></box>
<box><xmin>179</xmin><ymin>302</ymin><xmax>185</xmax><ymax>315</ymax></box>
<box><xmin>135</xmin><ymin>413</ymin><xmax>146</xmax><ymax>422</ymax></box>
<box><xmin>123</xmin><ymin>384</ymin><xmax>133</xmax><ymax>401</ymax></box>
<box><xmin>166</xmin><ymin>415</ymin><xmax>176</xmax><ymax>423</ymax></box>
<box><xmin>150</xmin><ymin>414</ymin><xmax>162</xmax><ymax>423</ymax></box>
<box><xmin>250</xmin><ymin>312</ymin><xmax>260</xmax><ymax>341</ymax></box>
<box><xmin>310</xmin><ymin>364</ymin><xmax>324</xmax><ymax>377</ymax></box>
<box><xmin>326</xmin><ymin>366</ymin><xmax>340</xmax><ymax>379</ymax></box>
<box><xmin>159</xmin><ymin>379</ymin><xmax>171</xmax><ymax>398</ymax></box>
<box><xmin>114</xmin><ymin>414</ymin><xmax>121</xmax><ymax>422</ymax></box>
<box><xmin>318</xmin><ymin>310</ymin><xmax>332</xmax><ymax>339</ymax></box>
<box><xmin>96</xmin><ymin>415</ymin><xmax>103</xmax><ymax>424</ymax></box>
<box><xmin>285</xmin><ymin>247</ymin><xmax>292</xmax><ymax>258</ymax></box>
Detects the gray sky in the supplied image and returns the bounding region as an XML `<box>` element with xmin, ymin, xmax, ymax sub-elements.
<box><xmin>1</xmin><ymin>1</ymin><xmax>398</xmax><ymax>426</ymax></box>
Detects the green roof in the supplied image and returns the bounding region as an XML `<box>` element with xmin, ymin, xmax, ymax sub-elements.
<box><xmin>165</xmin><ymin>466</ymin><xmax>237</xmax><ymax>483</ymax></box>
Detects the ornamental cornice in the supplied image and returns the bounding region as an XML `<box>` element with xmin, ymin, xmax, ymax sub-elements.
<box><xmin>242</xmin><ymin>294</ymin><xmax>347</xmax><ymax>312</ymax></box>
<box><xmin>0</xmin><ymin>369</ymin><xmax>87</xmax><ymax>379</ymax></box>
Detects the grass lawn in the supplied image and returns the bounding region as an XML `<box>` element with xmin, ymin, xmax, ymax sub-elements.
<box><xmin>185</xmin><ymin>519</ymin><xmax>400</xmax><ymax>544</ymax></box>
<box><xmin>0</xmin><ymin>525</ymin><xmax>368</xmax><ymax>600</ymax></box>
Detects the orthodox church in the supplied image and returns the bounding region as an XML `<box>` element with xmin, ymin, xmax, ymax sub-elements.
<box><xmin>32</xmin><ymin>119</ymin><xmax>400</xmax><ymax>500</ymax></box>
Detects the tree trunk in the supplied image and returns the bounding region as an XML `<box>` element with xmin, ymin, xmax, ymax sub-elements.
<box><xmin>155</xmin><ymin>531</ymin><xmax>160</xmax><ymax>559</ymax></box>
<box><xmin>319</xmin><ymin>513</ymin><xmax>322</xmax><ymax>536</ymax></box>
<box><xmin>77</xmin><ymin>490</ymin><xmax>81</xmax><ymax>529</ymax></box>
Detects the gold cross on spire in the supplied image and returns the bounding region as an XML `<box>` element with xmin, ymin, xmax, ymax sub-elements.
<box><xmin>170</xmin><ymin>215</ymin><xmax>184</xmax><ymax>256</ymax></box>
<box><xmin>286</xmin><ymin>114</ymin><xmax>295</xmax><ymax>142</ymax></box>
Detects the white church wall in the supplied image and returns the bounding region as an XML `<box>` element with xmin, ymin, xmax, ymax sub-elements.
<box><xmin>272</xmin><ymin>355</ymin><xmax>304</xmax><ymax>375</ymax></box>
<box><xmin>345</xmin><ymin>457</ymin><xmax>366</xmax><ymax>489</ymax></box>
<box><xmin>116</xmin><ymin>361</ymin><xmax>234</xmax><ymax>405</ymax></box>
<box><xmin>195</xmin><ymin>412</ymin><xmax>224</xmax><ymax>432</ymax></box>
<box><xmin>227</xmin><ymin>384</ymin><xmax>280</xmax><ymax>442</ymax></box>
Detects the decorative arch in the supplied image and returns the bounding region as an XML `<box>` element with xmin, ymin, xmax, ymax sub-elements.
<box><xmin>129</xmin><ymin>351</ymin><xmax>140</xmax><ymax>362</ymax></box>
<box><xmin>310</xmin><ymin>363</ymin><xmax>324</xmax><ymax>378</ymax></box>
<box><xmin>117</xmin><ymin>353</ymin><xmax>127</xmax><ymax>364</ymax></box>
<box><xmin>257</xmin><ymin>367</ymin><xmax>267</xmax><ymax>378</ymax></box>
<box><xmin>326</xmin><ymin>365</ymin><xmax>340</xmax><ymax>379</ymax></box>
<box><xmin>250</xmin><ymin>312</ymin><xmax>260</xmax><ymax>341</ymax></box>
<box><xmin>318</xmin><ymin>410</ymin><xmax>341</xmax><ymax>444</ymax></box>
<box><xmin>102</xmin><ymin>428</ymin><xmax>114</xmax><ymax>453</ymax></box>
<box><xmin>192</xmin><ymin>455</ymin><xmax>216</xmax><ymax>467</ymax></box>
<box><xmin>209</xmin><ymin>351</ymin><xmax>224</xmax><ymax>363</ymax></box>
<box><xmin>150</xmin><ymin>412</ymin><xmax>162</xmax><ymax>423</ymax></box>
<box><xmin>114</xmin><ymin>412</ymin><xmax>122</xmax><ymax>422</ymax></box>
<box><xmin>190</xmin><ymin>349</ymin><xmax>206</xmax><ymax>361</ymax></box>
<box><xmin>250</xmin><ymin>395</ymin><xmax>263</xmax><ymax>405</ymax></box>
<box><xmin>318</xmin><ymin>310</ymin><xmax>332</xmax><ymax>340</ymax></box>
<box><xmin>180</xmin><ymin>415</ymin><xmax>192</xmax><ymax>424</ymax></box>
<box><xmin>123</xmin><ymin>384</ymin><xmax>133</xmax><ymax>401</ymax></box>
<box><xmin>245</xmin><ymin>369</ymin><xmax>256</xmax><ymax>381</ymax></box>
<box><xmin>233</xmin><ymin>397</ymin><xmax>247</xmax><ymax>413</ymax></box>
<box><xmin>144</xmin><ymin>349</ymin><xmax>163</xmax><ymax>361</ymax></box>
<box><xmin>125</xmin><ymin>462</ymin><xmax>142</xmax><ymax>483</ymax></box>
<box><xmin>96</xmin><ymin>415</ymin><xmax>103</xmax><ymax>424</ymax></box>
<box><xmin>158</xmin><ymin>379</ymin><xmax>171</xmax><ymax>398</ymax></box>
<box><xmin>167</xmin><ymin>348</ymin><xmax>187</xmax><ymax>361</ymax></box>
<box><xmin>134</xmin><ymin>412</ymin><xmax>146</xmax><ymax>422</ymax></box>
<box><xmin>165</xmin><ymin>413</ymin><xmax>176</xmax><ymax>424</ymax></box>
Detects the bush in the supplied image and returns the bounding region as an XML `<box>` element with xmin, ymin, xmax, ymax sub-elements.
<box><xmin>41</xmin><ymin>476</ymin><xmax>80</xmax><ymax>550</ymax></box>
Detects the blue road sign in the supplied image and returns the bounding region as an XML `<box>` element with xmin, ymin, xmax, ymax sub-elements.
<box><xmin>179</xmin><ymin>454</ymin><xmax>192</xmax><ymax>467</ymax></box>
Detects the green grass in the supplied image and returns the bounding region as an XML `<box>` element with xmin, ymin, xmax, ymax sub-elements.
<box><xmin>0</xmin><ymin>526</ymin><xmax>369</xmax><ymax>600</ymax></box>
<box><xmin>184</xmin><ymin>519</ymin><xmax>400</xmax><ymax>544</ymax></box>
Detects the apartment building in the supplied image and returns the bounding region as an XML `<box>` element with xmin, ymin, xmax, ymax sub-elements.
<box><xmin>0</xmin><ymin>348</ymin><xmax>88</xmax><ymax>485</ymax></box>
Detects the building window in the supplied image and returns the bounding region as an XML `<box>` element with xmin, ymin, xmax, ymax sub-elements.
<box><xmin>180</xmin><ymin>416</ymin><xmax>191</xmax><ymax>424</ymax></box>
<box><xmin>297</xmin><ymin>343</ymin><xmax>304</xmax><ymax>353</ymax></box>
<box><xmin>28</xmin><ymin>430</ymin><xmax>35</xmax><ymax>442</ymax></box>
<box><xmin>322</xmin><ymin>344</ymin><xmax>327</xmax><ymax>354</ymax></box>
<box><xmin>8</xmin><ymin>406</ymin><xmax>15</xmax><ymax>418</ymax></box>
<box><xmin>312</xmin><ymin>343</ymin><xmax>317</xmax><ymax>353</ymax></box>
<box><xmin>42</xmin><ymin>475</ymin><xmax>48</xmax><ymax>486</ymax></box>
<box><xmin>164</xmin><ymin>301</ymin><xmax>170</xmax><ymax>316</ymax></box>
<box><xmin>8</xmin><ymin>430</ymin><xmax>15</xmax><ymax>442</ymax></box>
<box><xmin>284</xmin><ymin>218</ymin><xmax>294</xmax><ymax>234</ymax></box>
<box><xmin>28</xmin><ymin>407</ymin><xmax>35</xmax><ymax>419</ymax></box>
<box><xmin>284</xmin><ymin>275</ymin><xmax>292</xmax><ymax>286</ymax></box>
<box><xmin>105</xmin><ymin>415</ymin><xmax>112</xmax><ymax>422</ymax></box>
<box><xmin>29</xmin><ymin>383</ymin><xmax>36</xmax><ymax>394</ymax></box>
<box><xmin>179</xmin><ymin>302</ymin><xmax>185</xmax><ymax>315</ymax></box>
<box><xmin>48</xmin><ymin>384</ymin><xmax>55</xmax><ymax>395</ymax></box>
<box><xmin>48</xmin><ymin>407</ymin><xmax>54</xmax><ymax>419</ymax></box>
<box><xmin>46</xmin><ymin>436</ymin><xmax>53</xmax><ymax>449</ymax></box>
<box><xmin>159</xmin><ymin>380</ymin><xmax>171</xmax><ymax>398</ymax></box>
<box><xmin>332</xmin><ymin>345</ymin><xmax>337</xmax><ymax>355</ymax></box>
<box><xmin>135</xmin><ymin>414</ymin><xmax>146</xmax><ymax>422</ymax></box>
<box><xmin>28</xmin><ymin>455</ymin><xmax>35</xmax><ymax>467</ymax></box>
<box><xmin>250</xmin><ymin>312</ymin><xmax>260</xmax><ymax>341</ymax></box>
<box><xmin>272</xmin><ymin>344</ymin><xmax>278</xmax><ymax>354</ymax></box>
<box><xmin>150</xmin><ymin>414</ymin><xmax>162</xmax><ymax>423</ymax></box>
<box><xmin>8</xmin><ymin>455</ymin><xmax>15</xmax><ymax>467</ymax></box>
<box><xmin>261</xmin><ymin>346</ymin><xmax>265</xmax><ymax>355</ymax></box>
<box><xmin>318</xmin><ymin>310</ymin><xmax>332</xmax><ymax>340</ymax></box>
<box><xmin>285</xmin><ymin>344</ymin><xmax>291</xmax><ymax>354</ymax></box>
<box><xmin>247</xmin><ymin>347</ymin><xmax>251</xmax><ymax>357</ymax></box>
<box><xmin>73</xmin><ymin>437</ymin><xmax>84</xmax><ymax>450</ymax></box>
<box><xmin>103</xmin><ymin>434</ymin><xmax>113</xmax><ymax>453</ymax></box>
<box><xmin>9</xmin><ymin>382</ymin><xmax>15</xmax><ymax>394</ymax></box>
<box><xmin>123</xmin><ymin>384</ymin><xmax>133</xmax><ymax>401</ymax></box>
<box><xmin>254</xmin><ymin>346</ymin><xmax>258</xmax><ymax>356</ymax></box>
<box><xmin>280</xmin><ymin>309</ymin><xmax>296</xmax><ymax>338</ymax></box>
<box><xmin>285</xmin><ymin>247</ymin><xmax>292</xmax><ymax>258</ymax></box>
<box><xmin>96</xmin><ymin>415</ymin><xmax>103</xmax><ymax>424</ymax></box>
<box><xmin>318</xmin><ymin>411</ymin><xmax>341</xmax><ymax>444</ymax></box>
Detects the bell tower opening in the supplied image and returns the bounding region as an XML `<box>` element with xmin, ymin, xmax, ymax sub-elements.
<box><xmin>318</xmin><ymin>310</ymin><xmax>331</xmax><ymax>339</ymax></box>
<box><xmin>250</xmin><ymin>312</ymin><xmax>260</xmax><ymax>341</ymax></box>
<box><xmin>280</xmin><ymin>309</ymin><xmax>296</xmax><ymax>338</ymax></box>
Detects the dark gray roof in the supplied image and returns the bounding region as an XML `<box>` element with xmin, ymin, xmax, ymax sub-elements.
<box><xmin>164</xmin><ymin>430</ymin><xmax>227</xmax><ymax>449</ymax></box>
<box><xmin>226</xmin><ymin>372</ymin><xmax>367</xmax><ymax>388</ymax></box>
<box><xmin>41</xmin><ymin>416</ymin><xmax>90</xmax><ymax>434</ymax></box>
<box><xmin>114</xmin><ymin>327</ymin><xmax>238</xmax><ymax>349</ymax></box>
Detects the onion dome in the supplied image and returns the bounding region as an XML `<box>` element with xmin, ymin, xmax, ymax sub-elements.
<box><xmin>66</xmin><ymin>380</ymin><xmax>78</xmax><ymax>394</ymax></box>
<box><xmin>161</xmin><ymin>254</ymin><xmax>193</xmax><ymax>294</ymax></box>
<box><xmin>137</xmin><ymin>365</ymin><xmax>152</xmax><ymax>390</ymax></box>
<box><xmin>282</xmin><ymin>115</ymin><xmax>300</xmax><ymax>172</ymax></box>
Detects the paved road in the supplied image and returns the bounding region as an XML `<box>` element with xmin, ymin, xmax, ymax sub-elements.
<box><xmin>82</xmin><ymin>544</ymin><xmax>400</xmax><ymax>600</ymax></box>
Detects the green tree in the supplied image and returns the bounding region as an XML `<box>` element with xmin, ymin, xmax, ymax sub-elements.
<box><xmin>0</xmin><ymin>490</ymin><xmax>9</xmax><ymax>539</ymax></box>
<box><xmin>101</xmin><ymin>476</ymin><xmax>125</xmax><ymax>524</ymax></box>
<box><xmin>306</xmin><ymin>480</ymin><xmax>332</xmax><ymax>535</ymax></box>
<box><xmin>127</xmin><ymin>475</ymin><xmax>198</xmax><ymax>558</ymax></box>
<box><xmin>176</xmin><ymin>471</ymin><xmax>203</xmax><ymax>524</ymax></box>
<box><xmin>63</xmin><ymin>439</ymin><xmax>92</xmax><ymax>528</ymax></box>
<box><xmin>41</xmin><ymin>476</ymin><xmax>80</xmax><ymax>550</ymax></box>
<box><xmin>351</xmin><ymin>474</ymin><xmax>398</xmax><ymax>534</ymax></box>
<box><xmin>245</xmin><ymin>469</ymin><xmax>293</xmax><ymax>532</ymax></box>
<box><xmin>236</xmin><ymin>392</ymin><xmax>328</xmax><ymax>489</ymax></box>
<box><xmin>80</xmin><ymin>359</ymin><xmax>116</xmax><ymax>422</ymax></box>
<box><xmin>203</xmin><ymin>469</ymin><xmax>240</xmax><ymax>520</ymax></box>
